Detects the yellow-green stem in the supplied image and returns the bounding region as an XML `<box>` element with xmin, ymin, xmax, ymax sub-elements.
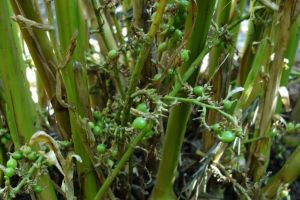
<box><xmin>53</xmin><ymin>1</ymin><xmax>99</xmax><ymax>199</ymax></box>
<box><xmin>250</xmin><ymin>0</ymin><xmax>295</xmax><ymax>182</ymax></box>
<box><xmin>261</xmin><ymin>143</ymin><xmax>300</xmax><ymax>199</ymax></box>
<box><xmin>9</xmin><ymin>0</ymin><xmax>72</xmax><ymax>140</ymax></box>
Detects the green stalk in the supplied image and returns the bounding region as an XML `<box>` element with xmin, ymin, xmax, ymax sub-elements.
<box><xmin>261</xmin><ymin>143</ymin><xmax>300</xmax><ymax>199</ymax></box>
<box><xmin>202</xmin><ymin>0</ymin><xmax>232</xmax><ymax>152</ymax></box>
<box><xmin>43</xmin><ymin>0</ymin><xmax>61</xmax><ymax>62</ymax></box>
<box><xmin>249</xmin><ymin>0</ymin><xmax>295</xmax><ymax>182</ymax></box>
<box><xmin>11</xmin><ymin>156</ymin><xmax>44</xmax><ymax>195</ymax></box>
<box><xmin>94</xmin><ymin>130</ymin><xmax>147</xmax><ymax>200</ymax></box>
<box><xmin>150</xmin><ymin>105</ymin><xmax>191</xmax><ymax>200</ymax></box>
<box><xmin>280</xmin><ymin>14</ymin><xmax>300</xmax><ymax>86</ymax></box>
<box><xmin>0</xmin><ymin>1</ymin><xmax>37</xmax><ymax>147</ymax></box>
<box><xmin>36</xmin><ymin>73</ymin><xmax>48</xmax><ymax>108</ymax></box>
<box><xmin>82</xmin><ymin>1</ymin><xmax>109</xmax><ymax>55</ymax></box>
<box><xmin>234</xmin><ymin>38</ymin><xmax>270</xmax><ymax>112</ymax></box>
<box><xmin>168</xmin><ymin>13</ymin><xmax>254</xmax><ymax>97</ymax></box>
<box><xmin>237</xmin><ymin>3</ymin><xmax>270</xmax><ymax>86</ymax></box>
<box><xmin>169</xmin><ymin>40</ymin><xmax>220</xmax><ymax>96</ymax></box>
<box><xmin>228</xmin><ymin>0</ymin><xmax>247</xmax><ymax>49</ymax></box>
<box><xmin>110</xmin><ymin>7</ymin><xmax>130</xmax><ymax>67</ymax></box>
<box><xmin>91</xmin><ymin>0</ymin><xmax>117</xmax><ymax>51</ymax></box>
<box><xmin>96</xmin><ymin>0</ymin><xmax>120</xmax><ymax>44</ymax></box>
<box><xmin>9</xmin><ymin>0</ymin><xmax>71</xmax><ymax>140</ymax></box>
<box><xmin>279</xmin><ymin>13</ymin><xmax>300</xmax><ymax>115</ymax></box>
<box><xmin>132</xmin><ymin>0</ymin><xmax>149</xmax><ymax>83</ymax></box>
<box><xmin>228</xmin><ymin>0</ymin><xmax>247</xmax><ymax>86</ymax></box>
<box><xmin>0</xmin><ymin>1</ymin><xmax>57</xmax><ymax>199</ymax></box>
<box><xmin>53</xmin><ymin>1</ymin><xmax>99</xmax><ymax>199</ymax></box>
<box><xmin>132</xmin><ymin>0</ymin><xmax>145</xmax><ymax>29</ymax></box>
<box><xmin>150</xmin><ymin>1</ymin><xmax>217</xmax><ymax>199</ymax></box>
<box><xmin>229</xmin><ymin>0</ymin><xmax>247</xmax><ymax>22</ymax></box>
<box><xmin>90</xmin><ymin>0</ymin><xmax>125</xmax><ymax>97</ymax></box>
<box><xmin>208</xmin><ymin>0</ymin><xmax>232</xmax><ymax>76</ymax></box>
<box><xmin>163</xmin><ymin>96</ymin><xmax>236</xmax><ymax>124</ymax></box>
<box><xmin>78</xmin><ymin>1</ymin><xmax>110</xmax><ymax>109</ymax></box>
<box><xmin>121</xmin><ymin>0</ymin><xmax>169</xmax><ymax>125</ymax></box>
<box><xmin>232</xmin><ymin>8</ymin><xmax>273</xmax><ymax>178</ymax></box>
<box><xmin>8</xmin><ymin>0</ymin><xmax>57</xmax><ymax>97</ymax></box>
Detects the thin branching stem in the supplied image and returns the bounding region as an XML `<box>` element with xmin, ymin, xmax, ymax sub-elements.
<box><xmin>94</xmin><ymin>130</ymin><xmax>147</xmax><ymax>200</ymax></box>
<box><xmin>121</xmin><ymin>0</ymin><xmax>169</xmax><ymax>125</ymax></box>
<box><xmin>163</xmin><ymin>96</ymin><xmax>237</xmax><ymax>125</ymax></box>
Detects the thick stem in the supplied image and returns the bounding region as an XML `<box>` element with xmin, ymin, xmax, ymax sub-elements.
<box><xmin>0</xmin><ymin>1</ymin><xmax>57</xmax><ymax>199</ymax></box>
<box><xmin>261</xmin><ymin>144</ymin><xmax>300</xmax><ymax>199</ymax></box>
<box><xmin>132</xmin><ymin>0</ymin><xmax>145</xmax><ymax>29</ymax></box>
<box><xmin>53</xmin><ymin>1</ymin><xmax>99</xmax><ymax>199</ymax></box>
<box><xmin>249</xmin><ymin>0</ymin><xmax>295</xmax><ymax>182</ymax></box>
<box><xmin>43</xmin><ymin>0</ymin><xmax>62</xmax><ymax>62</ymax></box>
<box><xmin>150</xmin><ymin>1</ymin><xmax>217</xmax><ymax>199</ymax></box>
<box><xmin>10</xmin><ymin>0</ymin><xmax>72</xmax><ymax>140</ymax></box>
<box><xmin>234</xmin><ymin>38</ymin><xmax>270</xmax><ymax>112</ymax></box>
<box><xmin>237</xmin><ymin>4</ymin><xmax>270</xmax><ymax>86</ymax></box>
<box><xmin>150</xmin><ymin>104</ymin><xmax>191</xmax><ymax>200</ymax></box>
